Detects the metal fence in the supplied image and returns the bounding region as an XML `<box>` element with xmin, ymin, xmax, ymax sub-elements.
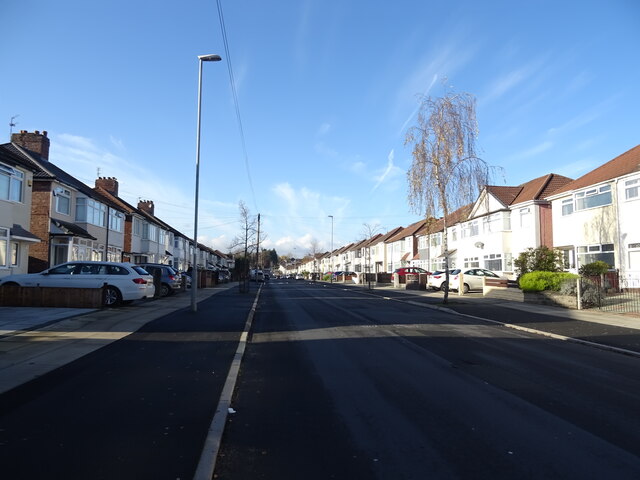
<box><xmin>580</xmin><ymin>272</ymin><xmax>640</xmax><ymax>314</ymax></box>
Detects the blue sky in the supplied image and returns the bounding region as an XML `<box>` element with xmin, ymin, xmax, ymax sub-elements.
<box><xmin>2</xmin><ymin>0</ymin><xmax>639</xmax><ymax>257</ymax></box>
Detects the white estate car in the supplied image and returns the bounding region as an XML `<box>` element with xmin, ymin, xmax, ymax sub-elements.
<box><xmin>0</xmin><ymin>261</ymin><xmax>155</xmax><ymax>306</ymax></box>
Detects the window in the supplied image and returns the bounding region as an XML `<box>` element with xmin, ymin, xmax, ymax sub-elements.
<box><xmin>11</xmin><ymin>242</ymin><xmax>18</xmax><ymax>266</ymax></box>
<box><xmin>0</xmin><ymin>162</ymin><xmax>24</xmax><ymax>202</ymax></box>
<box><xmin>109</xmin><ymin>210</ymin><xmax>124</xmax><ymax>232</ymax></box>
<box><xmin>0</xmin><ymin>227</ymin><xmax>8</xmax><ymax>267</ymax></box>
<box><xmin>484</xmin><ymin>253</ymin><xmax>503</xmax><ymax>271</ymax></box>
<box><xmin>418</xmin><ymin>236</ymin><xmax>427</xmax><ymax>249</ymax></box>
<box><xmin>561</xmin><ymin>198</ymin><xmax>574</xmax><ymax>216</ymax></box>
<box><xmin>55</xmin><ymin>188</ymin><xmax>71</xmax><ymax>215</ymax></box>
<box><xmin>76</xmin><ymin>197</ymin><xmax>107</xmax><ymax>227</ymax></box>
<box><xmin>464</xmin><ymin>257</ymin><xmax>479</xmax><ymax>268</ymax></box>
<box><xmin>625</xmin><ymin>178</ymin><xmax>639</xmax><ymax>200</ymax></box>
<box><xmin>483</xmin><ymin>214</ymin><xmax>503</xmax><ymax>233</ymax></box>
<box><xmin>462</xmin><ymin>220</ymin><xmax>479</xmax><ymax>238</ymax></box>
<box><xmin>133</xmin><ymin>217</ymin><xmax>142</xmax><ymax>236</ymax></box>
<box><xmin>430</xmin><ymin>233</ymin><xmax>441</xmax><ymax>247</ymax></box>
<box><xmin>629</xmin><ymin>243</ymin><xmax>640</xmax><ymax>271</ymax></box>
<box><xmin>519</xmin><ymin>207</ymin><xmax>532</xmax><ymax>228</ymax></box>
<box><xmin>575</xmin><ymin>184</ymin><xmax>612</xmax><ymax>211</ymax></box>
<box><xmin>577</xmin><ymin>243</ymin><xmax>615</xmax><ymax>268</ymax></box>
<box><xmin>451</xmin><ymin>227</ymin><xmax>457</xmax><ymax>242</ymax></box>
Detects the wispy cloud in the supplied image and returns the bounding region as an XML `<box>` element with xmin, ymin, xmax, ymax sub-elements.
<box><xmin>480</xmin><ymin>58</ymin><xmax>547</xmax><ymax>106</ymax></box>
<box><xmin>507</xmin><ymin>141</ymin><xmax>554</xmax><ymax>162</ymax></box>
<box><xmin>371</xmin><ymin>149</ymin><xmax>403</xmax><ymax>192</ymax></box>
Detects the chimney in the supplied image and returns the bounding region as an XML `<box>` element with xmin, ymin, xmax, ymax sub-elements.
<box><xmin>11</xmin><ymin>130</ymin><xmax>50</xmax><ymax>160</ymax></box>
<box><xmin>96</xmin><ymin>177</ymin><xmax>119</xmax><ymax>196</ymax></box>
<box><xmin>138</xmin><ymin>200</ymin><xmax>155</xmax><ymax>216</ymax></box>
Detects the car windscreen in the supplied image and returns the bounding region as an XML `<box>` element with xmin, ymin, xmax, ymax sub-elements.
<box><xmin>133</xmin><ymin>266</ymin><xmax>151</xmax><ymax>275</ymax></box>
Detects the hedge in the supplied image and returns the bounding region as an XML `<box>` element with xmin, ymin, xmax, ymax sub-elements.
<box><xmin>519</xmin><ymin>271</ymin><xmax>579</xmax><ymax>292</ymax></box>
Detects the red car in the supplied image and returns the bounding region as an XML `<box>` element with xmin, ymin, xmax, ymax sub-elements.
<box><xmin>393</xmin><ymin>267</ymin><xmax>431</xmax><ymax>276</ymax></box>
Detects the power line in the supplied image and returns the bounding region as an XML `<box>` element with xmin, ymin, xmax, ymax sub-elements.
<box><xmin>217</xmin><ymin>0</ymin><xmax>258</xmax><ymax>212</ymax></box>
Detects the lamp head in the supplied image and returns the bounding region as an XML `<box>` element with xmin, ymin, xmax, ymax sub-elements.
<box><xmin>198</xmin><ymin>54</ymin><xmax>222</xmax><ymax>62</ymax></box>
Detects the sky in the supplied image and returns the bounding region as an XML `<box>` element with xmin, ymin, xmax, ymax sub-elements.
<box><xmin>1</xmin><ymin>0</ymin><xmax>639</xmax><ymax>258</ymax></box>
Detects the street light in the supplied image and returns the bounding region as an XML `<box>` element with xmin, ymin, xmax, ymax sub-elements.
<box><xmin>192</xmin><ymin>53</ymin><xmax>222</xmax><ymax>313</ymax></box>
<box><xmin>328</xmin><ymin>215</ymin><xmax>333</xmax><ymax>283</ymax></box>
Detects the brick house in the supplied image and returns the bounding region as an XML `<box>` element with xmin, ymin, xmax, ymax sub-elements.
<box><xmin>6</xmin><ymin>131</ymin><xmax>128</xmax><ymax>272</ymax></box>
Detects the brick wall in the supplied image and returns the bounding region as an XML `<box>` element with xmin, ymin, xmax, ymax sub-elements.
<box><xmin>11</xmin><ymin>130</ymin><xmax>50</xmax><ymax>160</ymax></box>
<box><xmin>28</xmin><ymin>181</ymin><xmax>53</xmax><ymax>272</ymax></box>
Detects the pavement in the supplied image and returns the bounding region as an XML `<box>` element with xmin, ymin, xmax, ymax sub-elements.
<box><xmin>325</xmin><ymin>280</ymin><xmax>640</xmax><ymax>356</ymax></box>
<box><xmin>0</xmin><ymin>284</ymin><xmax>237</xmax><ymax>395</ymax></box>
<box><xmin>1</xmin><ymin>280</ymin><xmax>639</xmax><ymax>397</ymax></box>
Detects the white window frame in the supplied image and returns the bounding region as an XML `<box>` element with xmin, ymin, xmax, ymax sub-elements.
<box><xmin>55</xmin><ymin>188</ymin><xmax>71</xmax><ymax>215</ymax></box>
<box><xmin>574</xmin><ymin>184</ymin><xmax>612</xmax><ymax>211</ymax></box>
<box><xmin>0</xmin><ymin>162</ymin><xmax>24</xmax><ymax>202</ymax></box>
<box><xmin>0</xmin><ymin>227</ymin><xmax>8</xmax><ymax>268</ymax></box>
<box><xmin>625</xmin><ymin>178</ymin><xmax>639</xmax><ymax>201</ymax></box>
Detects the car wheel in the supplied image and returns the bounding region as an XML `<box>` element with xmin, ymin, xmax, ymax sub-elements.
<box><xmin>1</xmin><ymin>281</ymin><xmax>19</xmax><ymax>287</ymax></box>
<box><xmin>463</xmin><ymin>283</ymin><xmax>470</xmax><ymax>294</ymax></box>
<box><xmin>440</xmin><ymin>281</ymin><xmax>448</xmax><ymax>292</ymax></box>
<box><xmin>160</xmin><ymin>284</ymin><xmax>170</xmax><ymax>297</ymax></box>
<box><xmin>104</xmin><ymin>286</ymin><xmax>122</xmax><ymax>307</ymax></box>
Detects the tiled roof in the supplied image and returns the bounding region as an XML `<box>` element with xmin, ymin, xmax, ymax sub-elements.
<box><xmin>415</xmin><ymin>203</ymin><xmax>473</xmax><ymax>235</ymax></box>
<box><xmin>485</xmin><ymin>173</ymin><xmax>573</xmax><ymax>206</ymax></box>
<box><xmin>548</xmin><ymin>144</ymin><xmax>640</xmax><ymax>197</ymax></box>
<box><xmin>386</xmin><ymin>219</ymin><xmax>427</xmax><ymax>243</ymax></box>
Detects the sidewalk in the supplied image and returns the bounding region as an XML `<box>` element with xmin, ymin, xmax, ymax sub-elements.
<box><xmin>0</xmin><ymin>284</ymin><xmax>237</xmax><ymax>395</ymax></box>
<box><xmin>331</xmin><ymin>281</ymin><xmax>640</xmax><ymax>356</ymax></box>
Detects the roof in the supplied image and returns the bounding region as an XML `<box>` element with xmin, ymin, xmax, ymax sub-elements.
<box><xmin>10</xmin><ymin>224</ymin><xmax>41</xmax><ymax>242</ymax></box>
<box><xmin>548</xmin><ymin>144</ymin><xmax>640</xmax><ymax>197</ymax></box>
<box><xmin>386</xmin><ymin>219</ymin><xmax>427</xmax><ymax>243</ymax></box>
<box><xmin>50</xmin><ymin>218</ymin><xmax>96</xmax><ymax>240</ymax></box>
<box><xmin>485</xmin><ymin>173</ymin><xmax>573</xmax><ymax>207</ymax></box>
<box><xmin>0</xmin><ymin>144</ymin><xmax>40</xmax><ymax>172</ymax></box>
<box><xmin>415</xmin><ymin>203</ymin><xmax>473</xmax><ymax>236</ymax></box>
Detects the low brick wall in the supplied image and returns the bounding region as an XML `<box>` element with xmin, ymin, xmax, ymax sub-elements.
<box><xmin>483</xmin><ymin>286</ymin><xmax>577</xmax><ymax>309</ymax></box>
<box><xmin>0</xmin><ymin>285</ymin><xmax>104</xmax><ymax>308</ymax></box>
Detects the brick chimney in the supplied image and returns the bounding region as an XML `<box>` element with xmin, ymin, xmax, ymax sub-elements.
<box><xmin>11</xmin><ymin>130</ymin><xmax>50</xmax><ymax>160</ymax></box>
<box><xmin>138</xmin><ymin>200</ymin><xmax>155</xmax><ymax>216</ymax></box>
<box><xmin>95</xmin><ymin>177</ymin><xmax>119</xmax><ymax>196</ymax></box>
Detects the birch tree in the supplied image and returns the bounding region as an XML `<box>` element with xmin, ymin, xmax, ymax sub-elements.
<box><xmin>405</xmin><ymin>91</ymin><xmax>490</xmax><ymax>303</ymax></box>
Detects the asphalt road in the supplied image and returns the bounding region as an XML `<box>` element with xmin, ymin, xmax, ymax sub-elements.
<box><xmin>214</xmin><ymin>280</ymin><xmax>640</xmax><ymax>479</ymax></box>
<box><xmin>0</xmin><ymin>287</ymin><xmax>256</xmax><ymax>480</ymax></box>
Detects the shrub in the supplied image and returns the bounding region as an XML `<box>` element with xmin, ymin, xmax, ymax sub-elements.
<box><xmin>578</xmin><ymin>260</ymin><xmax>610</xmax><ymax>277</ymax></box>
<box><xmin>514</xmin><ymin>246</ymin><xmax>564</xmax><ymax>277</ymax></box>
<box><xmin>519</xmin><ymin>271</ymin><xmax>579</xmax><ymax>292</ymax></box>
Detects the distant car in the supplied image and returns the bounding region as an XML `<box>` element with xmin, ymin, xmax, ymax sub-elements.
<box><xmin>393</xmin><ymin>267</ymin><xmax>431</xmax><ymax>276</ymax></box>
<box><xmin>0</xmin><ymin>261</ymin><xmax>155</xmax><ymax>306</ymax></box>
<box><xmin>137</xmin><ymin>263</ymin><xmax>183</xmax><ymax>297</ymax></box>
<box><xmin>450</xmin><ymin>268</ymin><xmax>505</xmax><ymax>293</ymax></box>
<box><xmin>255</xmin><ymin>270</ymin><xmax>265</xmax><ymax>282</ymax></box>
<box><xmin>427</xmin><ymin>269</ymin><xmax>458</xmax><ymax>291</ymax></box>
<box><xmin>295</xmin><ymin>273</ymin><xmax>304</xmax><ymax>280</ymax></box>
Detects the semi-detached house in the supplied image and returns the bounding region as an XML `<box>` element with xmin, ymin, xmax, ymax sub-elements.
<box><xmin>547</xmin><ymin>144</ymin><xmax>640</xmax><ymax>287</ymax></box>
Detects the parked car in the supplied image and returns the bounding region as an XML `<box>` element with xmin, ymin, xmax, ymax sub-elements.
<box><xmin>136</xmin><ymin>263</ymin><xmax>182</xmax><ymax>297</ymax></box>
<box><xmin>427</xmin><ymin>269</ymin><xmax>458</xmax><ymax>290</ymax></box>
<box><xmin>393</xmin><ymin>267</ymin><xmax>431</xmax><ymax>276</ymax></box>
<box><xmin>295</xmin><ymin>273</ymin><xmax>304</xmax><ymax>280</ymax></box>
<box><xmin>449</xmin><ymin>268</ymin><xmax>505</xmax><ymax>293</ymax></box>
<box><xmin>179</xmin><ymin>271</ymin><xmax>192</xmax><ymax>289</ymax></box>
<box><xmin>0</xmin><ymin>261</ymin><xmax>155</xmax><ymax>306</ymax></box>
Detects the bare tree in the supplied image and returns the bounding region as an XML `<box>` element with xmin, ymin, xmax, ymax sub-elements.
<box><xmin>228</xmin><ymin>201</ymin><xmax>257</xmax><ymax>291</ymax></box>
<box><xmin>405</xmin><ymin>91</ymin><xmax>491</xmax><ymax>303</ymax></box>
<box><xmin>360</xmin><ymin>223</ymin><xmax>383</xmax><ymax>287</ymax></box>
<box><xmin>307</xmin><ymin>238</ymin><xmax>322</xmax><ymax>280</ymax></box>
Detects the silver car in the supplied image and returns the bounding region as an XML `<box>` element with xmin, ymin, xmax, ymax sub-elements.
<box><xmin>0</xmin><ymin>261</ymin><xmax>155</xmax><ymax>306</ymax></box>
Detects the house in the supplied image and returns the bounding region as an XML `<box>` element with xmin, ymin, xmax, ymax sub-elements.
<box><xmin>7</xmin><ymin>131</ymin><xmax>128</xmax><ymax>272</ymax></box>
<box><xmin>547</xmin><ymin>144</ymin><xmax>640</xmax><ymax>286</ymax></box>
<box><xmin>0</xmin><ymin>144</ymin><xmax>41</xmax><ymax>276</ymax></box>
<box><xmin>94</xmin><ymin>177</ymin><xmax>180</xmax><ymax>267</ymax></box>
<box><xmin>415</xmin><ymin>205</ymin><xmax>472</xmax><ymax>273</ymax></box>
<box><xmin>385</xmin><ymin>220</ymin><xmax>427</xmax><ymax>272</ymax></box>
<box><xmin>368</xmin><ymin>227</ymin><xmax>402</xmax><ymax>273</ymax></box>
<box><xmin>456</xmin><ymin>173</ymin><xmax>573</xmax><ymax>278</ymax></box>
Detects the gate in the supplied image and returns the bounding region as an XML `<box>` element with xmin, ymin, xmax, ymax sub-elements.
<box><xmin>580</xmin><ymin>271</ymin><xmax>640</xmax><ymax>313</ymax></box>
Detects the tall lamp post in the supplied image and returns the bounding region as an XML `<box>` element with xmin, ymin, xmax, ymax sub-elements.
<box><xmin>192</xmin><ymin>53</ymin><xmax>222</xmax><ymax>313</ymax></box>
<box><xmin>328</xmin><ymin>215</ymin><xmax>334</xmax><ymax>283</ymax></box>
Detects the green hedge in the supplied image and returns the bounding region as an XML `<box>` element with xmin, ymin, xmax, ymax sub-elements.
<box><xmin>519</xmin><ymin>271</ymin><xmax>579</xmax><ymax>292</ymax></box>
